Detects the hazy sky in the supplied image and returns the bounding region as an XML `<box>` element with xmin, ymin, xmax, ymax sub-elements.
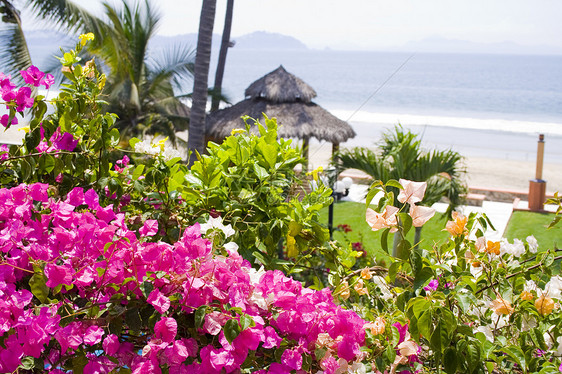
<box><xmin>33</xmin><ymin>0</ymin><xmax>562</xmax><ymax>50</ymax></box>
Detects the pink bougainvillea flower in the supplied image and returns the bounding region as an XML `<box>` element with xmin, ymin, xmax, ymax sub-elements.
<box><xmin>393</xmin><ymin>322</ymin><xmax>410</xmax><ymax>344</ymax></box>
<box><xmin>0</xmin><ymin>144</ymin><xmax>9</xmax><ymax>160</ymax></box>
<box><xmin>20</xmin><ymin>65</ymin><xmax>45</xmax><ymax>87</ymax></box>
<box><xmin>41</xmin><ymin>73</ymin><xmax>55</xmax><ymax>89</ymax></box>
<box><xmin>154</xmin><ymin>317</ymin><xmax>177</xmax><ymax>343</ymax></box>
<box><xmin>424</xmin><ymin>278</ymin><xmax>439</xmax><ymax>292</ymax></box>
<box><xmin>114</xmin><ymin>155</ymin><xmax>130</xmax><ymax>173</ymax></box>
<box><xmin>139</xmin><ymin>219</ymin><xmax>158</xmax><ymax>237</ymax></box>
<box><xmin>397</xmin><ymin>179</ymin><xmax>427</xmax><ymax>205</ymax></box>
<box><xmin>409</xmin><ymin>205</ymin><xmax>435</xmax><ymax>227</ymax></box>
<box><xmin>1</xmin><ymin>114</ymin><xmax>17</xmax><ymax>128</ymax></box>
<box><xmin>15</xmin><ymin>86</ymin><xmax>34</xmax><ymax>112</ymax></box>
<box><xmin>44</xmin><ymin>263</ymin><xmax>73</xmax><ymax>288</ymax></box>
<box><xmin>366</xmin><ymin>205</ymin><xmax>399</xmax><ymax>232</ymax></box>
<box><xmin>103</xmin><ymin>334</ymin><xmax>120</xmax><ymax>356</ymax></box>
<box><xmin>147</xmin><ymin>288</ymin><xmax>171</xmax><ymax>314</ymax></box>
<box><xmin>281</xmin><ymin>349</ymin><xmax>302</xmax><ymax>371</ymax></box>
<box><xmin>49</xmin><ymin>127</ymin><xmax>78</xmax><ymax>151</ymax></box>
<box><xmin>83</xmin><ymin>325</ymin><xmax>104</xmax><ymax>345</ymax></box>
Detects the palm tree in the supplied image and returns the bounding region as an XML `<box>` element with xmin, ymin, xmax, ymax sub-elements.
<box><xmin>188</xmin><ymin>0</ymin><xmax>216</xmax><ymax>162</ymax></box>
<box><xmin>333</xmin><ymin>126</ymin><xmax>467</xmax><ymax>249</ymax></box>
<box><xmin>88</xmin><ymin>1</ymin><xmax>195</xmax><ymax>143</ymax></box>
<box><xmin>0</xmin><ymin>0</ymin><xmax>101</xmax><ymax>82</ymax></box>
<box><xmin>210</xmin><ymin>0</ymin><xmax>233</xmax><ymax>112</ymax></box>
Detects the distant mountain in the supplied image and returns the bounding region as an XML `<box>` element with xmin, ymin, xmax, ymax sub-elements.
<box><xmin>232</xmin><ymin>31</ymin><xmax>307</xmax><ymax>50</ymax></box>
<box><xmin>152</xmin><ymin>31</ymin><xmax>308</xmax><ymax>51</ymax></box>
<box><xmin>398</xmin><ymin>36</ymin><xmax>562</xmax><ymax>55</ymax></box>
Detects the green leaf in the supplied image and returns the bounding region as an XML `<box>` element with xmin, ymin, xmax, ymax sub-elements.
<box><xmin>195</xmin><ymin>306</ymin><xmax>208</xmax><ymax>329</ymax></box>
<box><xmin>413</xmin><ymin>267</ymin><xmax>434</xmax><ymax>291</ymax></box>
<box><xmin>365</xmin><ymin>185</ymin><xmax>381</xmax><ymax>208</ymax></box>
<box><xmin>409</xmin><ymin>248</ymin><xmax>422</xmax><ymax>276</ymax></box>
<box><xmin>399</xmin><ymin>212</ymin><xmax>413</xmax><ymax>236</ymax></box>
<box><xmin>240</xmin><ymin>314</ymin><xmax>254</xmax><ymax>331</ymax></box>
<box><xmin>388</xmin><ymin>261</ymin><xmax>400</xmax><ymax>283</ymax></box>
<box><xmin>288</xmin><ymin>221</ymin><xmax>303</xmax><ymax>237</ymax></box>
<box><xmin>502</xmin><ymin>346</ymin><xmax>527</xmax><ymax>373</ymax></box>
<box><xmin>140</xmin><ymin>281</ymin><xmax>153</xmax><ymax>299</ymax></box>
<box><xmin>385</xmin><ymin>179</ymin><xmax>403</xmax><ymax>190</ymax></box>
<box><xmin>224</xmin><ymin>318</ymin><xmax>241</xmax><ymax>343</ymax></box>
<box><xmin>29</xmin><ymin>272</ymin><xmax>49</xmax><ymax>304</ymax></box>
<box><xmin>395</xmin><ymin>239</ymin><xmax>412</xmax><ymax>260</ymax></box>
<box><xmin>443</xmin><ymin>347</ymin><xmax>458</xmax><ymax>374</ymax></box>
<box><xmin>253</xmin><ymin>163</ymin><xmax>269</xmax><ymax>180</ymax></box>
<box><xmin>380</xmin><ymin>228</ymin><xmax>390</xmax><ymax>253</ymax></box>
<box><xmin>72</xmin><ymin>354</ymin><xmax>89</xmax><ymax>374</ymax></box>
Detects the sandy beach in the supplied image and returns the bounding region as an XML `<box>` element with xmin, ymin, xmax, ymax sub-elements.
<box><xmin>306</xmin><ymin>142</ymin><xmax>562</xmax><ymax>195</ymax></box>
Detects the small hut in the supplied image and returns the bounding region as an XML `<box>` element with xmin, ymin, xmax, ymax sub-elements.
<box><xmin>206</xmin><ymin>66</ymin><xmax>356</xmax><ymax>169</ymax></box>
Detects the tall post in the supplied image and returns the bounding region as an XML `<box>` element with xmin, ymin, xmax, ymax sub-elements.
<box><xmin>528</xmin><ymin>134</ymin><xmax>546</xmax><ymax>211</ymax></box>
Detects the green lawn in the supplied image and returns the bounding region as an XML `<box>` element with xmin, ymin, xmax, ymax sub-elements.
<box><xmin>319</xmin><ymin>203</ymin><xmax>561</xmax><ymax>265</ymax></box>
<box><xmin>503</xmin><ymin>211</ymin><xmax>560</xmax><ymax>251</ymax></box>
<box><xmin>318</xmin><ymin>201</ymin><xmax>451</xmax><ymax>264</ymax></box>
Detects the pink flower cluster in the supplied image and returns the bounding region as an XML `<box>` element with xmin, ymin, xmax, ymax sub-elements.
<box><xmin>1</xmin><ymin>66</ymin><xmax>53</xmax><ymax>128</ymax></box>
<box><xmin>36</xmin><ymin>125</ymin><xmax>78</xmax><ymax>153</ymax></box>
<box><xmin>0</xmin><ymin>183</ymin><xmax>368</xmax><ymax>373</ymax></box>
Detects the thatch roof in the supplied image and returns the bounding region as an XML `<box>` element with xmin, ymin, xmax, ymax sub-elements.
<box><xmin>206</xmin><ymin>99</ymin><xmax>355</xmax><ymax>144</ymax></box>
<box><xmin>206</xmin><ymin>65</ymin><xmax>355</xmax><ymax>144</ymax></box>
<box><xmin>244</xmin><ymin>65</ymin><xmax>317</xmax><ymax>103</ymax></box>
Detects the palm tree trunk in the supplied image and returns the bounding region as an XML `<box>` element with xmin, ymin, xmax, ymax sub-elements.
<box><xmin>188</xmin><ymin>0</ymin><xmax>216</xmax><ymax>163</ymax></box>
<box><xmin>210</xmin><ymin>0</ymin><xmax>233</xmax><ymax>112</ymax></box>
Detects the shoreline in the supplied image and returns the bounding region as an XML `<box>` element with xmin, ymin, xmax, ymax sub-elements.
<box><xmin>306</xmin><ymin>143</ymin><xmax>562</xmax><ymax>195</ymax></box>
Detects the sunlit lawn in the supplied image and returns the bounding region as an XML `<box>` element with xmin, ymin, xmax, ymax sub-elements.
<box><xmin>320</xmin><ymin>203</ymin><xmax>561</xmax><ymax>267</ymax></box>
<box><xmin>504</xmin><ymin>211</ymin><xmax>560</xmax><ymax>251</ymax></box>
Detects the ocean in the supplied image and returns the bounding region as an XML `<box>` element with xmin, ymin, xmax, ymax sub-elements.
<box><xmin>212</xmin><ymin>50</ymin><xmax>562</xmax><ymax>163</ymax></box>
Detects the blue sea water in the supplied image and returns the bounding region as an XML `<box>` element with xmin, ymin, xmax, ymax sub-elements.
<box><xmin>211</xmin><ymin>49</ymin><xmax>562</xmax><ymax>163</ymax></box>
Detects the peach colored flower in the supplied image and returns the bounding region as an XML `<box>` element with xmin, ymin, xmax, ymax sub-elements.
<box><xmin>366</xmin><ymin>206</ymin><xmax>399</xmax><ymax>233</ymax></box>
<box><xmin>409</xmin><ymin>205</ymin><xmax>435</xmax><ymax>227</ymax></box>
<box><xmin>520</xmin><ymin>291</ymin><xmax>534</xmax><ymax>301</ymax></box>
<box><xmin>397</xmin><ymin>179</ymin><xmax>427</xmax><ymax>205</ymax></box>
<box><xmin>486</xmin><ymin>241</ymin><xmax>501</xmax><ymax>255</ymax></box>
<box><xmin>535</xmin><ymin>295</ymin><xmax>555</xmax><ymax>316</ymax></box>
<box><xmin>364</xmin><ymin>317</ymin><xmax>386</xmax><ymax>335</ymax></box>
<box><xmin>446</xmin><ymin>211</ymin><xmax>467</xmax><ymax>236</ymax></box>
<box><xmin>354</xmin><ymin>279</ymin><xmax>369</xmax><ymax>295</ymax></box>
<box><xmin>339</xmin><ymin>281</ymin><xmax>350</xmax><ymax>300</ymax></box>
<box><xmin>475</xmin><ymin>236</ymin><xmax>487</xmax><ymax>252</ymax></box>
<box><xmin>360</xmin><ymin>267</ymin><xmax>372</xmax><ymax>280</ymax></box>
<box><xmin>490</xmin><ymin>296</ymin><xmax>514</xmax><ymax>315</ymax></box>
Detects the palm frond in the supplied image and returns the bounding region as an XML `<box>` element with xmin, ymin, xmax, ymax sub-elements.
<box><xmin>25</xmin><ymin>0</ymin><xmax>105</xmax><ymax>35</ymax></box>
<box><xmin>0</xmin><ymin>23</ymin><xmax>32</xmax><ymax>81</ymax></box>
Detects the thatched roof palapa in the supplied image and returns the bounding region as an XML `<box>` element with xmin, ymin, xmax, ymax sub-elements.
<box><xmin>206</xmin><ymin>65</ymin><xmax>356</xmax><ymax>167</ymax></box>
<box><xmin>244</xmin><ymin>65</ymin><xmax>317</xmax><ymax>103</ymax></box>
<box><xmin>207</xmin><ymin>99</ymin><xmax>355</xmax><ymax>144</ymax></box>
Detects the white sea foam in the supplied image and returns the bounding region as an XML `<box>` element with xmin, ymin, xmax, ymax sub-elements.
<box><xmin>331</xmin><ymin>109</ymin><xmax>562</xmax><ymax>137</ymax></box>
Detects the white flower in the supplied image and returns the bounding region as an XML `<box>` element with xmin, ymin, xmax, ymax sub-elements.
<box><xmin>371</xmin><ymin>276</ymin><xmax>393</xmax><ymax>300</ymax></box>
<box><xmin>223</xmin><ymin>242</ymin><xmax>239</xmax><ymax>254</ymax></box>
<box><xmin>161</xmin><ymin>147</ymin><xmax>182</xmax><ymax>161</ymax></box>
<box><xmin>526</xmin><ymin>235</ymin><xmax>539</xmax><ymax>253</ymax></box>
<box><xmin>524</xmin><ymin>280</ymin><xmax>538</xmax><ymax>293</ymax></box>
<box><xmin>200</xmin><ymin>216</ymin><xmax>235</xmax><ymax>238</ymax></box>
<box><xmin>248</xmin><ymin>266</ymin><xmax>266</xmax><ymax>285</ymax></box>
<box><xmin>544</xmin><ymin>276</ymin><xmax>562</xmax><ymax>299</ymax></box>
<box><xmin>474</xmin><ymin>325</ymin><xmax>494</xmax><ymax>342</ymax></box>
<box><xmin>501</xmin><ymin>238</ymin><xmax>525</xmax><ymax>257</ymax></box>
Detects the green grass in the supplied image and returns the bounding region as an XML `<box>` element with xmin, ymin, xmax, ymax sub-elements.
<box><xmin>504</xmin><ymin>211</ymin><xmax>560</xmax><ymax>251</ymax></box>
<box><xmin>319</xmin><ymin>201</ymin><xmax>451</xmax><ymax>264</ymax></box>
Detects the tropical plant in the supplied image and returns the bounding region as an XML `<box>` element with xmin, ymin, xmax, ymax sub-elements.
<box><xmin>333</xmin><ymin>126</ymin><xmax>467</xmax><ymax>250</ymax></box>
<box><xmin>188</xmin><ymin>0</ymin><xmax>216</xmax><ymax>162</ymax></box>
<box><xmin>86</xmin><ymin>0</ymin><xmax>195</xmax><ymax>143</ymax></box>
